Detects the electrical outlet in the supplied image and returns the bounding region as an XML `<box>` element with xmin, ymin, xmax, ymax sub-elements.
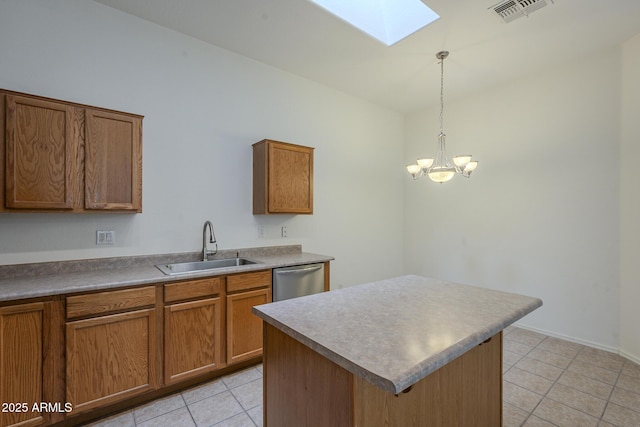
<box><xmin>96</xmin><ymin>230</ymin><xmax>115</xmax><ymax>246</ymax></box>
<box><xmin>281</xmin><ymin>226</ymin><xmax>288</xmax><ymax>238</ymax></box>
<box><xmin>258</xmin><ymin>225</ymin><xmax>265</xmax><ymax>238</ymax></box>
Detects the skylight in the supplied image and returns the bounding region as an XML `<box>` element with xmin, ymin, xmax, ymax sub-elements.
<box><xmin>309</xmin><ymin>0</ymin><xmax>439</xmax><ymax>46</ymax></box>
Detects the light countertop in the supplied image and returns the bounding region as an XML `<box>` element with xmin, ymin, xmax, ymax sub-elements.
<box><xmin>0</xmin><ymin>246</ymin><xmax>333</xmax><ymax>302</ymax></box>
<box><xmin>253</xmin><ymin>274</ymin><xmax>542</xmax><ymax>394</ymax></box>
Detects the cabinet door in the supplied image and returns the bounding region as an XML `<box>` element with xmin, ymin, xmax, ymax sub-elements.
<box><xmin>164</xmin><ymin>297</ymin><xmax>223</xmax><ymax>385</ymax></box>
<box><xmin>227</xmin><ymin>287</ymin><xmax>270</xmax><ymax>364</ymax></box>
<box><xmin>253</xmin><ymin>139</ymin><xmax>314</xmax><ymax>215</ymax></box>
<box><xmin>4</xmin><ymin>95</ymin><xmax>75</xmax><ymax>209</ymax></box>
<box><xmin>66</xmin><ymin>309</ymin><xmax>157</xmax><ymax>413</ymax></box>
<box><xmin>0</xmin><ymin>302</ymin><xmax>51</xmax><ymax>427</ymax></box>
<box><xmin>268</xmin><ymin>141</ymin><xmax>313</xmax><ymax>214</ymax></box>
<box><xmin>85</xmin><ymin>109</ymin><xmax>142</xmax><ymax>211</ymax></box>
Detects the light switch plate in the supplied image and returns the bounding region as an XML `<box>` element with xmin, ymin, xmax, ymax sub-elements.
<box><xmin>96</xmin><ymin>230</ymin><xmax>115</xmax><ymax>245</ymax></box>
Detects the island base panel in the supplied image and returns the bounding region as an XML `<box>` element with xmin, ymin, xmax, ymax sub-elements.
<box><xmin>263</xmin><ymin>324</ymin><xmax>353</xmax><ymax>427</ymax></box>
<box><xmin>354</xmin><ymin>332</ymin><xmax>502</xmax><ymax>426</ymax></box>
<box><xmin>263</xmin><ymin>325</ymin><xmax>502</xmax><ymax>427</ymax></box>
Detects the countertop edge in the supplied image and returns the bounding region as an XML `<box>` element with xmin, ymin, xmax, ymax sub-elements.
<box><xmin>0</xmin><ymin>250</ymin><xmax>334</xmax><ymax>302</ymax></box>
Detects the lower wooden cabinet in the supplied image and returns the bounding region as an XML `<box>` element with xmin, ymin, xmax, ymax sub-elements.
<box><xmin>66</xmin><ymin>286</ymin><xmax>159</xmax><ymax>412</ymax></box>
<box><xmin>226</xmin><ymin>271</ymin><xmax>272</xmax><ymax>365</ymax></box>
<box><xmin>163</xmin><ymin>277</ymin><xmax>224</xmax><ymax>385</ymax></box>
<box><xmin>0</xmin><ymin>266</ymin><xmax>312</xmax><ymax>426</ymax></box>
<box><xmin>164</xmin><ymin>298</ymin><xmax>223</xmax><ymax>384</ymax></box>
<box><xmin>0</xmin><ymin>302</ymin><xmax>56</xmax><ymax>427</ymax></box>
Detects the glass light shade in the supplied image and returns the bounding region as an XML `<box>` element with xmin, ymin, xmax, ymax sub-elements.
<box><xmin>428</xmin><ymin>167</ymin><xmax>455</xmax><ymax>183</ymax></box>
<box><xmin>406</xmin><ymin>163</ymin><xmax>421</xmax><ymax>179</ymax></box>
<box><xmin>453</xmin><ymin>155</ymin><xmax>471</xmax><ymax>168</ymax></box>
<box><xmin>462</xmin><ymin>160</ymin><xmax>478</xmax><ymax>177</ymax></box>
<box><xmin>417</xmin><ymin>157</ymin><xmax>434</xmax><ymax>170</ymax></box>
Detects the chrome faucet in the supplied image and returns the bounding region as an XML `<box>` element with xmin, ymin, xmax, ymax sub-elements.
<box><xmin>202</xmin><ymin>220</ymin><xmax>218</xmax><ymax>261</ymax></box>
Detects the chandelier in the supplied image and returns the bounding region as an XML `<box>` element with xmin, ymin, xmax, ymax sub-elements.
<box><xmin>406</xmin><ymin>51</ymin><xmax>478</xmax><ymax>183</ymax></box>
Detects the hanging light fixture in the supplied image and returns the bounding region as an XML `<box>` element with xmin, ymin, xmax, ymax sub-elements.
<box><xmin>406</xmin><ymin>51</ymin><xmax>478</xmax><ymax>183</ymax></box>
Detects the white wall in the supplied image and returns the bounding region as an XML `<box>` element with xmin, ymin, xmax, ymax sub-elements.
<box><xmin>620</xmin><ymin>33</ymin><xmax>640</xmax><ymax>363</ymax></box>
<box><xmin>0</xmin><ymin>0</ymin><xmax>405</xmax><ymax>288</ymax></box>
<box><xmin>404</xmin><ymin>50</ymin><xmax>622</xmax><ymax>351</ymax></box>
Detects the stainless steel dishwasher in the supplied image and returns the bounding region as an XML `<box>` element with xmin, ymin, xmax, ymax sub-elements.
<box><xmin>272</xmin><ymin>263</ymin><xmax>325</xmax><ymax>301</ymax></box>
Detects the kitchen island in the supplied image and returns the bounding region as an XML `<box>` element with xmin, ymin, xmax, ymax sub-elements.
<box><xmin>253</xmin><ymin>275</ymin><xmax>542</xmax><ymax>427</ymax></box>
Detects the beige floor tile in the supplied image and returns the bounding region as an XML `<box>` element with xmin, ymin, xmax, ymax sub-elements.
<box><xmin>528</xmin><ymin>347</ymin><xmax>573</xmax><ymax>369</ymax></box>
<box><xmin>137</xmin><ymin>407</ymin><xmax>195</xmax><ymax>427</ymax></box>
<box><xmin>621</xmin><ymin>361</ymin><xmax>640</xmax><ymax>378</ymax></box>
<box><xmin>504</xmin><ymin>381</ymin><xmax>544</xmax><ymax>413</ymax></box>
<box><xmin>506</xmin><ymin>340</ymin><xmax>536</xmax><ymax>356</ymax></box>
<box><xmin>222</xmin><ymin>367</ymin><xmax>262</xmax><ymax>389</ymax></box>
<box><xmin>505</xmin><ymin>349</ymin><xmax>524</xmax><ymax>368</ymax></box>
<box><xmin>211</xmin><ymin>412</ymin><xmax>257</xmax><ymax>427</ymax></box>
<box><xmin>505</xmin><ymin>367</ymin><xmax>554</xmax><ymax>395</ymax></box>
<box><xmin>576</xmin><ymin>348</ymin><xmax>625</xmax><ymax>372</ymax></box>
<box><xmin>515</xmin><ymin>357</ymin><xmax>564</xmax><ymax>382</ymax></box>
<box><xmin>534</xmin><ymin>397</ymin><xmax>599</xmax><ymax>427</ymax></box>
<box><xmin>246</xmin><ymin>405</ymin><xmax>263</xmax><ymax>427</ymax></box>
<box><xmin>230</xmin><ymin>378</ymin><xmax>263</xmax><ymax>411</ymax></box>
<box><xmin>508</xmin><ymin>329</ymin><xmax>548</xmax><ymax>347</ymax></box>
<box><xmin>132</xmin><ymin>393</ymin><xmax>185</xmax><ymax>424</ymax></box>
<box><xmin>557</xmin><ymin>370</ymin><xmax>614</xmax><ymax>400</ymax></box>
<box><xmin>546</xmin><ymin>383</ymin><xmax>607</xmax><ymax>418</ymax></box>
<box><xmin>84</xmin><ymin>410</ymin><xmax>135</xmax><ymax>427</ymax></box>
<box><xmin>598</xmin><ymin>421</ymin><xmax>618</xmax><ymax>427</ymax></box>
<box><xmin>568</xmin><ymin>359</ymin><xmax>620</xmax><ymax>385</ymax></box>
<box><xmin>602</xmin><ymin>403</ymin><xmax>640</xmax><ymax>427</ymax></box>
<box><xmin>537</xmin><ymin>337</ymin><xmax>583</xmax><ymax>359</ymax></box>
<box><xmin>503</xmin><ymin>402</ymin><xmax>529</xmax><ymax>427</ymax></box>
<box><xmin>188</xmin><ymin>390</ymin><xmax>244</xmax><ymax>427</ymax></box>
<box><xmin>522</xmin><ymin>416</ymin><xmax>556</xmax><ymax>426</ymax></box>
<box><xmin>616</xmin><ymin>374</ymin><xmax>640</xmax><ymax>394</ymax></box>
<box><xmin>609</xmin><ymin>387</ymin><xmax>640</xmax><ymax>412</ymax></box>
<box><xmin>182</xmin><ymin>378</ymin><xmax>228</xmax><ymax>405</ymax></box>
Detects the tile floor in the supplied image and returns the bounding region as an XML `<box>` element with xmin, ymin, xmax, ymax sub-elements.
<box><xmin>86</xmin><ymin>327</ymin><xmax>640</xmax><ymax>427</ymax></box>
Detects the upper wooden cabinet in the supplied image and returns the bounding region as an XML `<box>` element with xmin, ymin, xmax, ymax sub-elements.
<box><xmin>4</xmin><ymin>95</ymin><xmax>76</xmax><ymax>210</ymax></box>
<box><xmin>0</xmin><ymin>89</ymin><xmax>142</xmax><ymax>213</ymax></box>
<box><xmin>253</xmin><ymin>139</ymin><xmax>314</xmax><ymax>214</ymax></box>
<box><xmin>85</xmin><ymin>109</ymin><xmax>142</xmax><ymax>211</ymax></box>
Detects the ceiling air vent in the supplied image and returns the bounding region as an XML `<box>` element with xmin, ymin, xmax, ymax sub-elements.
<box><xmin>489</xmin><ymin>0</ymin><xmax>553</xmax><ymax>23</ymax></box>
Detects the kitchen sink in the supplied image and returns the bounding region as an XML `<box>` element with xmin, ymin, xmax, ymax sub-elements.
<box><xmin>156</xmin><ymin>258</ymin><xmax>259</xmax><ymax>276</ymax></box>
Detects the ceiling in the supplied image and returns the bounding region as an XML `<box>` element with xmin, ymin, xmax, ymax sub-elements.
<box><xmin>93</xmin><ymin>0</ymin><xmax>640</xmax><ymax>114</ymax></box>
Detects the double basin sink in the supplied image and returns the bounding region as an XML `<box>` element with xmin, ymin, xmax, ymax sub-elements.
<box><xmin>156</xmin><ymin>257</ymin><xmax>259</xmax><ymax>276</ymax></box>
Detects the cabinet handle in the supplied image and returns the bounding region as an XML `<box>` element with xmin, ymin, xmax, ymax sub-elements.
<box><xmin>274</xmin><ymin>265</ymin><xmax>322</xmax><ymax>275</ymax></box>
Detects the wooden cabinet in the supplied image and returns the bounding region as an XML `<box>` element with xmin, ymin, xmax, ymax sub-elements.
<box><xmin>0</xmin><ymin>89</ymin><xmax>142</xmax><ymax>213</ymax></box>
<box><xmin>0</xmin><ymin>301</ymin><xmax>63</xmax><ymax>427</ymax></box>
<box><xmin>226</xmin><ymin>270</ymin><xmax>271</xmax><ymax>364</ymax></box>
<box><xmin>253</xmin><ymin>139</ymin><xmax>314</xmax><ymax>214</ymax></box>
<box><xmin>85</xmin><ymin>109</ymin><xmax>142</xmax><ymax>211</ymax></box>
<box><xmin>163</xmin><ymin>278</ymin><xmax>224</xmax><ymax>385</ymax></box>
<box><xmin>3</xmin><ymin>95</ymin><xmax>76</xmax><ymax>210</ymax></box>
<box><xmin>65</xmin><ymin>286</ymin><xmax>157</xmax><ymax>413</ymax></box>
